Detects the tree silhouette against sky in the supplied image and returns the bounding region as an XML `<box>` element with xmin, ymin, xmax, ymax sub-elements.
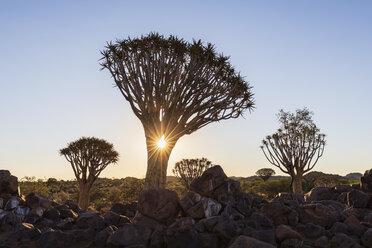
<box><xmin>101</xmin><ymin>33</ymin><xmax>254</xmax><ymax>189</ymax></box>
<box><xmin>60</xmin><ymin>137</ymin><xmax>119</xmax><ymax>209</ymax></box>
<box><xmin>260</xmin><ymin>108</ymin><xmax>326</xmax><ymax>194</ymax></box>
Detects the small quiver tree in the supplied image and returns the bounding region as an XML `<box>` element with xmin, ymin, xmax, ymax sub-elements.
<box><xmin>60</xmin><ymin>137</ymin><xmax>119</xmax><ymax>210</ymax></box>
<box><xmin>101</xmin><ymin>33</ymin><xmax>254</xmax><ymax>189</ymax></box>
<box><xmin>172</xmin><ymin>157</ymin><xmax>212</xmax><ymax>190</ymax></box>
<box><xmin>260</xmin><ymin>108</ymin><xmax>326</xmax><ymax>194</ymax></box>
<box><xmin>256</xmin><ymin>168</ymin><xmax>276</xmax><ymax>182</ymax></box>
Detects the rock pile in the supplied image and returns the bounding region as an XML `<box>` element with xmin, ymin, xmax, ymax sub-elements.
<box><xmin>1</xmin><ymin>167</ymin><xmax>372</xmax><ymax>247</ymax></box>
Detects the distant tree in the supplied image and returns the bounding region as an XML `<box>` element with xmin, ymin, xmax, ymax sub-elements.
<box><xmin>256</xmin><ymin>168</ymin><xmax>276</xmax><ymax>181</ymax></box>
<box><xmin>101</xmin><ymin>33</ymin><xmax>254</xmax><ymax>189</ymax></box>
<box><xmin>260</xmin><ymin>108</ymin><xmax>326</xmax><ymax>194</ymax></box>
<box><xmin>60</xmin><ymin>137</ymin><xmax>119</xmax><ymax>210</ymax></box>
<box><xmin>172</xmin><ymin>158</ymin><xmax>212</xmax><ymax>190</ymax></box>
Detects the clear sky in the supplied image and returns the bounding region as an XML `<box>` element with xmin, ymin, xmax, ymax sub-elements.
<box><xmin>1</xmin><ymin>1</ymin><xmax>371</xmax><ymax>180</ymax></box>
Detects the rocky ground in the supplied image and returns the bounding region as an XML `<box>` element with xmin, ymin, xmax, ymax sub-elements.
<box><xmin>1</xmin><ymin>167</ymin><xmax>372</xmax><ymax>248</ymax></box>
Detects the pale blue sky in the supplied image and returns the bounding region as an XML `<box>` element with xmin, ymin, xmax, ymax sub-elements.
<box><xmin>1</xmin><ymin>1</ymin><xmax>371</xmax><ymax>179</ymax></box>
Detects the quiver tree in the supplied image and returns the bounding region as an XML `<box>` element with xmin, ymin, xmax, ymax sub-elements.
<box><xmin>256</xmin><ymin>168</ymin><xmax>275</xmax><ymax>182</ymax></box>
<box><xmin>260</xmin><ymin>108</ymin><xmax>326</xmax><ymax>194</ymax></box>
<box><xmin>100</xmin><ymin>33</ymin><xmax>254</xmax><ymax>189</ymax></box>
<box><xmin>173</xmin><ymin>157</ymin><xmax>212</xmax><ymax>190</ymax></box>
<box><xmin>60</xmin><ymin>137</ymin><xmax>119</xmax><ymax>210</ymax></box>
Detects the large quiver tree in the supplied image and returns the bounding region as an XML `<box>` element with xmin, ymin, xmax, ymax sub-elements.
<box><xmin>60</xmin><ymin>137</ymin><xmax>119</xmax><ymax>210</ymax></box>
<box><xmin>101</xmin><ymin>33</ymin><xmax>254</xmax><ymax>189</ymax></box>
<box><xmin>260</xmin><ymin>108</ymin><xmax>326</xmax><ymax>194</ymax></box>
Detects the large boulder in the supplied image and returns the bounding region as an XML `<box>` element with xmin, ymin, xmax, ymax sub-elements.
<box><xmin>138</xmin><ymin>189</ymin><xmax>180</xmax><ymax>225</ymax></box>
<box><xmin>261</xmin><ymin>202</ymin><xmax>298</xmax><ymax>226</ymax></box>
<box><xmin>347</xmin><ymin>189</ymin><xmax>369</xmax><ymax>208</ymax></box>
<box><xmin>228</xmin><ymin>235</ymin><xmax>277</xmax><ymax>248</ymax></box>
<box><xmin>330</xmin><ymin>233</ymin><xmax>361</xmax><ymax>248</ymax></box>
<box><xmin>180</xmin><ymin>192</ymin><xmax>221</xmax><ymax>219</ymax></box>
<box><xmin>275</xmin><ymin>225</ymin><xmax>303</xmax><ymax>243</ymax></box>
<box><xmin>190</xmin><ymin>165</ymin><xmax>227</xmax><ymax>197</ymax></box>
<box><xmin>110</xmin><ymin>201</ymin><xmax>137</xmax><ymax>218</ymax></box>
<box><xmin>106</xmin><ymin>223</ymin><xmax>152</xmax><ymax>247</ymax></box>
<box><xmin>305</xmin><ymin>187</ymin><xmax>337</xmax><ymax>202</ymax></box>
<box><xmin>361</xmin><ymin>228</ymin><xmax>372</xmax><ymax>248</ymax></box>
<box><xmin>76</xmin><ymin>211</ymin><xmax>105</xmax><ymax>231</ymax></box>
<box><xmin>212</xmin><ymin>179</ymin><xmax>242</xmax><ymax>206</ymax></box>
<box><xmin>361</xmin><ymin>169</ymin><xmax>372</xmax><ymax>193</ymax></box>
<box><xmin>0</xmin><ymin>170</ymin><xmax>18</xmax><ymax>195</ymax></box>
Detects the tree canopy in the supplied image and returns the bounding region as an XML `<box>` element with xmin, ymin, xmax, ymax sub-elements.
<box><xmin>173</xmin><ymin>158</ymin><xmax>212</xmax><ymax>190</ymax></box>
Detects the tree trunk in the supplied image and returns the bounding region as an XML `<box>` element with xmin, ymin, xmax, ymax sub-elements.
<box><xmin>78</xmin><ymin>183</ymin><xmax>92</xmax><ymax>210</ymax></box>
<box><xmin>292</xmin><ymin>173</ymin><xmax>303</xmax><ymax>194</ymax></box>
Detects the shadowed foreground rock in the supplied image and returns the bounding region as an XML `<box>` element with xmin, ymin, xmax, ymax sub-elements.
<box><xmin>1</xmin><ymin>167</ymin><xmax>372</xmax><ymax>247</ymax></box>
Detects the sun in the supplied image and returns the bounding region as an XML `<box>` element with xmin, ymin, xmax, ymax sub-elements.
<box><xmin>157</xmin><ymin>135</ymin><xmax>166</xmax><ymax>149</ymax></box>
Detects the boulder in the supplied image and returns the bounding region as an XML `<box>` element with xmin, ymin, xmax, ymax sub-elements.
<box><xmin>76</xmin><ymin>211</ymin><xmax>105</xmax><ymax>231</ymax></box>
<box><xmin>344</xmin><ymin>215</ymin><xmax>367</xmax><ymax>237</ymax></box>
<box><xmin>167</xmin><ymin>229</ymin><xmax>202</xmax><ymax>248</ymax></box>
<box><xmin>59</xmin><ymin>208</ymin><xmax>77</xmax><ymax>219</ymax></box>
<box><xmin>0</xmin><ymin>212</ymin><xmax>20</xmax><ymax>232</ymax></box>
<box><xmin>6</xmin><ymin>223</ymin><xmax>41</xmax><ymax>244</ymax></box>
<box><xmin>247</xmin><ymin>212</ymin><xmax>274</xmax><ymax>229</ymax></box>
<box><xmin>314</xmin><ymin>236</ymin><xmax>329</xmax><ymax>248</ymax></box>
<box><xmin>329</xmin><ymin>222</ymin><xmax>349</xmax><ymax>235</ymax></box>
<box><xmin>228</xmin><ymin>235</ymin><xmax>277</xmax><ymax>248</ymax></box>
<box><xmin>361</xmin><ymin>228</ymin><xmax>372</xmax><ymax>248</ymax></box>
<box><xmin>213</xmin><ymin>217</ymin><xmax>237</xmax><ymax>245</ymax></box>
<box><xmin>199</xmin><ymin>232</ymin><xmax>219</xmax><ymax>248</ymax></box>
<box><xmin>305</xmin><ymin>187</ymin><xmax>337</xmax><ymax>202</ymax></box>
<box><xmin>195</xmin><ymin>216</ymin><xmax>221</xmax><ymax>232</ymax></box>
<box><xmin>138</xmin><ymin>189</ymin><xmax>180</xmax><ymax>225</ymax></box>
<box><xmin>186</xmin><ymin>197</ymin><xmax>222</xmax><ymax>219</ymax></box>
<box><xmin>330</xmin><ymin>233</ymin><xmax>361</xmax><ymax>248</ymax></box>
<box><xmin>95</xmin><ymin>225</ymin><xmax>116</xmax><ymax>247</ymax></box>
<box><xmin>261</xmin><ymin>202</ymin><xmax>297</xmax><ymax>226</ymax></box>
<box><xmin>0</xmin><ymin>170</ymin><xmax>18</xmax><ymax>195</ymax></box>
<box><xmin>56</xmin><ymin>217</ymin><xmax>75</xmax><ymax>230</ymax></box>
<box><xmin>248</xmin><ymin>229</ymin><xmax>276</xmax><ymax>246</ymax></box>
<box><xmin>212</xmin><ymin>179</ymin><xmax>242</xmax><ymax>206</ymax></box>
<box><xmin>299</xmin><ymin>201</ymin><xmax>345</xmax><ymax>228</ymax></box>
<box><xmin>132</xmin><ymin>212</ymin><xmax>164</xmax><ymax>229</ymax></box>
<box><xmin>110</xmin><ymin>201</ymin><xmax>137</xmax><ymax>218</ymax></box>
<box><xmin>361</xmin><ymin>169</ymin><xmax>372</xmax><ymax>193</ymax></box>
<box><xmin>347</xmin><ymin>189</ymin><xmax>369</xmax><ymax>208</ymax></box>
<box><xmin>235</xmin><ymin>193</ymin><xmax>254</xmax><ymax>216</ymax></box>
<box><xmin>275</xmin><ymin>225</ymin><xmax>303</xmax><ymax>243</ymax></box>
<box><xmin>64</xmin><ymin>200</ymin><xmax>80</xmax><ymax>213</ymax></box>
<box><xmin>280</xmin><ymin>238</ymin><xmax>303</xmax><ymax>248</ymax></box>
<box><xmin>106</xmin><ymin>223</ymin><xmax>152</xmax><ymax>247</ymax></box>
<box><xmin>25</xmin><ymin>193</ymin><xmax>50</xmax><ymax>209</ymax></box>
<box><xmin>43</xmin><ymin>208</ymin><xmax>60</xmax><ymax>220</ymax></box>
<box><xmin>190</xmin><ymin>165</ymin><xmax>227</xmax><ymax>197</ymax></box>
<box><xmin>4</xmin><ymin>196</ymin><xmax>20</xmax><ymax>210</ymax></box>
<box><xmin>304</xmin><ymin>223</ymin><xmax>325</xmax><ymax>239</ymax></box>
<box><xmin>103</xmin><ymin>210</ymin><xmax>130</xmax><ymax>227</ymax></box>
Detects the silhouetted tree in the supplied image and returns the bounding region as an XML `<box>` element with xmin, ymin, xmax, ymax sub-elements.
<box><xmin>60</xmin><ymin>137</ymin><xmax>119</xmax><ymax>210</ymax></box>
<box><xmin>260</xmin><ymin>108</ymin><xmax>326</xmax><ymax>194</ymax></box>
<box><xmin>173</xmin><ymin>158</ymin><xmax>212</xmax><ymax>190</ymax></box>
<box><xmin>101</xmin><ymin>33</ymin><xmax>254</xmax><ymax>189</ymax></box>
<box><xmin>256</xmin><ymin>168</ymin><xmax>276</xmax><ymax>181</ymax></box>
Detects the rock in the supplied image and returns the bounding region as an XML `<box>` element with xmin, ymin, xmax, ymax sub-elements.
<box><xmin>361</xmin><ymin>169</ymin><xmax>372</xmax><ymax>193</ymax></box>
<box><xmin>305</xmin><ymin>187</ymin><xmax>337</xmax><ymax>202</ymax></box>
<box><xmin>167</xmin><ymin>229</ymin><xmax>202</xmax><ymax>248</ymax></box>
<box><xmin>56</xmin><ymin>217</ymin><xmax>75</xmax><ymax>230</ymax></box>
<box><xmin>304</xmin><ymin>223</ymin><xmax>325</xmax><ymax>239</ymax></box>
<box><xmin>261</xmin><ymin>202</ymin><xmax>297</xmax><ymax>226</ymax></box>
<box><xmin>334</xmin><ymin>185</ymin><xmax>353</xmax><ymax>193</ymax></box>
<box><xmin>4</xmin><ymin>196</ymin><xmax>20</xmax><ymax>210</ymax></box>
<box><xmin>221</xmin><ymin>204</ymin><xmax>244</xmax><ymax>221</ymax></box>
<box><xmin>299</xmin><ymin>201</ymin><xmax>345</xmax><ymax>228</ymax></box>
<box><xmin>344</xmin><ymin>215</ymin><xmax>367</xmax><ymax>237</ymax></box>
<box><xmin>361</xmin><ymin>228</ymin><xmax>372</xmax><ymax>248</ymax></box>
<box><xmin>347</xmin><ymin>189</ymin><xmax>369</xmax><ymax>208</ymax></box>
<box><xmin>248</xmin><ymin>212</ymin><xmax>274</xmax><ymax>229</ymax></box>
<box><xmin>36</xmin><ymin>229</ymin><xmax>75</xmax><ymax>248</ymax></box>
<box><xmin>199</xmin><ymin>232</ymin><xmax>219</xmax><ymax>248</ymax></box>
<box><xmin>329</xmin><ymin>222</ymin><xmax>349</xmax><ymax>235</ymax></box>
<box><xmin>280</xmin><ymin>238</ymin><xmax>303</xmax><ymax>248</ymax></box>
<box><xmin>150</xmin><ymin>228</ymin><xmax>167</xmax><ymax>248</ymax></box>
<box><xmin>276</xmin><ymin>225</ymin><xmax>303</xmax><ymax>243</ymax></box>
<box><xmin>249</xmin><ymin>229</ymin><xmax>276</xmax><ymax>246</ymax></box>
<box><xmin>212</xmin><ymin>179</ymin><xmax>242</xmax><ymax>206</ymax></box>
<box><xmin>201</xmin><ymin>197</ymin><xmax>222</xmax><ymax>218</ymax></box>
<box><xmin>169</xmin><ymin>216</ymin><xmax>195</xmax><ymax>229</ymax></box>
<box><xmin>59</xmin><ymin>208</ymin><xmax>77</xmax><ymax>219</ymax></box>
<box><xmin>314</xmin><ymin>236</ymin><xmax>329</xmax><ymax>248</ymax></box>
<box><xmin>0</xmin><ymin>212</ymin><xmax>20</xmax><ymax>232</ymax></box>
<box><xmin>213</xmin><ymin>217</ymin><xmax>237</xmax><ymax>245</ymax></box>
<box><xmin>190</xmin><ymin>165</ymin><xmax>227</xmax><ymax>197</ymax></box>
<box><xmin>330</xmin><ymin>233</ymin><xmax>361</xmax><ymax>248</ymax></box>
<box><xmin>104</xmin><ymin>210</ymin><xmax>130</xmax><ymax>227</ymax></box>
<box><xmin>181</xmin><ymin>194</ymin><xmax>221</xmax><ymax>219</ymax></box>
<box><xmin>132</xmin><ymin>212</ymin><xmax>164</xmax><ymax>229</ymax></box>
<box><xmin>0</xmin><ymin>170</ymin><xmax>18</xmax><ymax>195</ymax></box>
<box><xmin>195</xmin><ymin>216</ymin><xmax>221</xmax><ymax>232</ymax></box>
<box><xmin>235</xmin><ymin>193</ymin><xmax>254</xmax><ymax>216</ymax></box>
<box><xmin>13</xmin><ymin>206</ymin><xmax>30</xmax><ymax>218</ymax></box>
<box><xmin>43</xmin><ymin>208</ymin><xmax>60</xmax><ymax>220</ymax></box>
<box><xmin>24</xmin><ymin>213</ymin><xmax>41</xmax><ymax>224</ymax></box>
<box><xmin>7</xmin><ymin>222</ymin><xmax>41</xmax><ymax>243</ymax></box>
<box><xmin>64</xmin><ymin>200</ymin><xmax>80</xmax><ymax>213</ymax></box>
<box><xmin>180</xmin><ymin>192</ymin><xmax>202</xmax><ymax>211</ymax></box>
<box><xmin>106</xmin><ymin>223</ymin><xmax>152</xmax><ymax>247</ymax></box>
<box><xmin>95</xmin><ymin>225</ymin><xmax>116</xmax><ymax>247</ymax></box>
<box><xmin>274</xmin><ymin>192</ymin><xmax>304</xmax><ymax>204</ymax></box>
<box><xmin>138</xmin><ymin>189</ymin><xmax>180</xmax><ymax>225</ymax></box>
<box><xmin>228</xmin><ymin>235</ymin><xmax>277</xmax><ymax>248</ymax></box>
<box><xmin>31</xmin><ymin>206</ymin><xmax>44</xmax><ymax>217</ymax></box>
<box><xmin>76</xmin><ymin>210</ymin><xmax>105</xmax><ymax>231</ymax></box>
<box><xmin>110</xmin><ymin>201</ymin><xmax>137</xmax><ymax>218</ymax></box>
